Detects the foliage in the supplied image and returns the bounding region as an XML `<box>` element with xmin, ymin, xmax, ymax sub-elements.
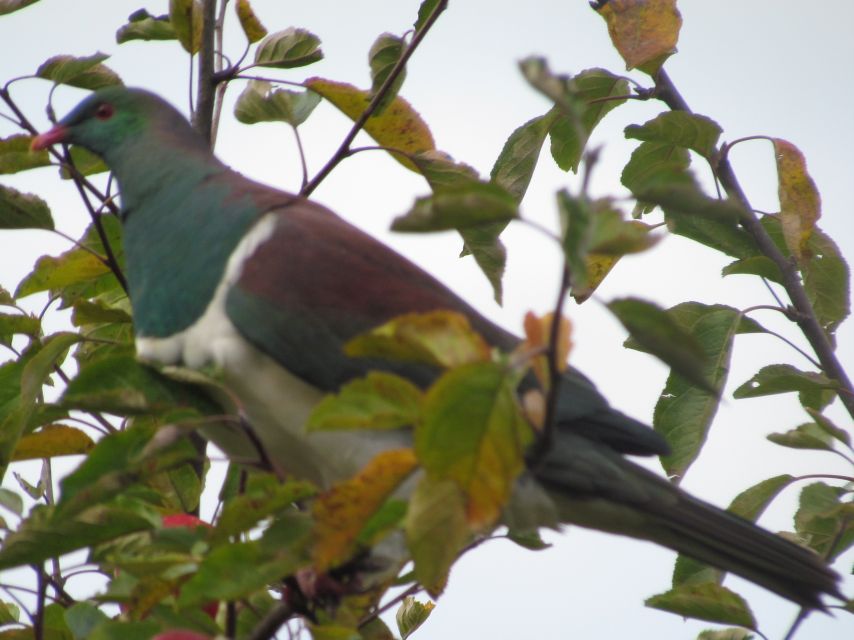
<box><xmin>0</xmin><ymin>1</ymin><xmax>851</xmax><ymax>640</ymax></box>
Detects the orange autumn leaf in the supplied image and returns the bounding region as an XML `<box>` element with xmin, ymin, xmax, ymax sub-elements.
<box><xmin>520</xmin><ymin>311</ymin><xmax>573</xmax><ymax>388</ymax></box>
<box><xmin>312</xmin><ymin>448</ymin><xmax>417</xmax><ymax>571</ymax></box>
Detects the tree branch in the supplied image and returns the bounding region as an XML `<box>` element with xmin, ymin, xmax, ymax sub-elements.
<box><xmin>653</xmin><ymin>68</ymin><xmax>854</xmax><ymax>420</ymax></box>
<box><xmin>193</xmin><ymin>0</ymin><xmax>218</xmax><ymax>143</ymax></box>
<box><xmin>301</xmin><ymin>0</ymin><xmax>449</xmax><ymax>197</ymax></box>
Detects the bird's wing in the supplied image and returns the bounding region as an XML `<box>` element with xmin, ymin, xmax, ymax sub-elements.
<box><xmin>225</xmin><ymin>196</ymin><xmax>667</xmax><ymax>455</ymax></box>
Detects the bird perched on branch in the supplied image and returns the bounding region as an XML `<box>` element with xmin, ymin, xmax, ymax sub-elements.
<box><xmin>33</xmin><ymin>86</ymin><xmax>840</xmax><ymax>609</ymax></box>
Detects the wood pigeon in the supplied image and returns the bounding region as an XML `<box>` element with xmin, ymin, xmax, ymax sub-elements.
<box><xmin>32</xmin><ymin>87</ymin><xmax>840</xmax><ymax>608</ymax></box>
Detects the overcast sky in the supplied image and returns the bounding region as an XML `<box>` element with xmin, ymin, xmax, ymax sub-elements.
<box><xmin>1</xmin><ymin>1</ymin><xmax>852</xmax><ymax>639</ymax></box>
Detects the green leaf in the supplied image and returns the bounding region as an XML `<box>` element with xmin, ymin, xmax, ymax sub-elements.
<box><xmin>345</xmin><ymin>310</ymin><xmax>490</xmax><ymax>369</ymax></box>
<box><xmin>15</xmin><ymin>215</ymin><xmax>122</xmax><ymax>299</ymax></box>
<box><xmin>0</xmin><ymin>500</ymin><xmax>157</xmax><ymax>570</ymax></box>
<box><xmin>308</xmin><ymin>371</ymin><xmax>422</xmax><ymax>431</ymax></box>
<box><xmin>412</xmin><ymin>151</ymin><xmax>480</xmax><ymax>189</ymax></box>
<box><xmin>519</xmin><ymin>57</ymin><xmax>584</xmax><ymax>118</ymax></box>
<box><xmin>649</xmin><ymin>304</ymin><xmax>745</xmax><ymax>480</ymax></box>
<box><xmin>0</xmin><ymin>487</ymin><xmax>23</xmax><ymax>515</ymax></box>
<box><xmin>64</xmin><ymin>602</ymin><xmax>110</xmax><ymax>640</ymax></box>
<box><xmin>721</xmin><ymin>256</ymin><xmax>783</xmax><ymax>284</ymax></box>
<box><xmin>405</xmin><ymin>477</ymin><xmax>469</xmax><ymax>597</ymax></box>
<box><xmin>459</xmin><ymin>224</ymin><xmax>507</xmax><ymax>305</ymax></box>
<box><xmin>169</xmin><ymin>0</ymin><xmax>202</xmax><ymax>54</ymax></box>
<box><xmin>594</xmin><ymin>0</ymin><xmax>682</xmax><ymax>74</ymax></box>
<box><xmin>235</xmin><ymin>0</ymin><xmax>267</xmax><ymax>43</ymax></box>
<box><xmin>609</xmin><ymin>297</ymin><xmax>712</xmax><ymax>392</ymax></box>
<box><xmin>625</xmin><ymin>112</ymin><xmax>722</xmax><ymax>159</ymax></box>
<box><xmin>636</xmin><ymin>179</ymin><xmax>745</xmax><ymax>225</ymax></box>
<box><xmin>234</xmin><ymin>80</ymin><xmax>321</xmax><ymax>126</ymax></box>
<box><xmin>795</xmin><ymin>482</ymin><xmax>854</xmax><ymax>560</ymax></box>
<box><xmin>490</xmin><ymin>113</ymin><xmax>555</xmax><ymax>201</ymax></box>
<box><xmin>802</xmin><ymin>227</ymin><xmax>850</xmax><ymax>337</ymax></box>
<box><xmin>214</xmin><ymin>480</ymin><xmax>315</xmax><ymax>543</ymax></box>
<box><xmin>728</xmin><ymin>474</ymin><xmax>795</xmax><ymax>521</ymax></box>
<box><xmin>557</xmin><ymin>189</ymin><xmax>593</xmax><ymax>289</ymax></box>
<box><xmin>0</xmin><ymin>286</ymin><xmax>13</xmax><ymax>306</ymax></box>
<box><xmin>0</xmin><ymin>135</ymin><xmax>51</xmax><ymax>174</ymax></box>
<box><xmin>548</xmin><ymin>69</ymin><xmax>631</xmax><ymax>172</ymax></box>
<box><xmin>645</xmin><ymin>583</ymin><xmax>756</xmax><ymax>629</ymax></box>
<box><xmin>414</xmin><ymin>0</ymin><xmax>442</xmax><ymax>32</ymax></box>
<box><xmin>0</xmin><ymin>184</ymin><xmax>53</xmax><ymax>230</ymax></box>
<box><xmin>622</xmin><ymin>142</ymin><xmax>691</xmax><ymax>215</ymax></box>
<box><xmin>71</xmin><ymin>299</ymin><xmax>131</xmax><ymax>327</ymax></box>
<box><xmin>733</xmin><ymin>364</ymin><xmax>837</xmax><ymax>400</ymax></box>
<box><xmin>416</xmin><ymin>361</ymin><xmax>531</xmax><ymax>527</ymax></box>
<box><xmin>696</xmin><ymin>629</ymin><xmax>754</xmax><ymax>640</ymax></box>
<box><xmin>0</xmin><ymin>312</ymin><xmax>40</xmax><ymax>344</ymax></box>
<box><xmin>310</xmin><ymin>625</ymin><xmax>362</xmax><ymax>640</ymax></box>
<box><xmin>60</xmin><ymin>146</ymin><xmax>109</xmax><ymax>179</ymax></box>
<box><xmin>255</xmin><ymin>27</ymin><xmax>323</xmax><ymax>68</ymax></box>
<box><xmin>0</xmin><ymin>600</ymin><xmax>20</xmax><ymax>624</ymax></box>
<box><xmin>62</xmin><ymin>355</ymin><xmax>217</xmax><ymax>416</ymax></box>
<box><xmin>0</xmin><ymin>0</ymin><xmax>40</xmax><ymax>15</ymax></box>
<box><xmin>369</xmin><ymin>33</ymin><xmax>406</xmax><ymax>114</ymax></box>
<box><xmin>805</xmin><ymin>408</ymin><xmax>851</xmax><ymax>447</ymax></box>
<box><xmin>177</xmin><ymin>533</ymin><xmax>306</xmax><ymax>609</ymax></box>
<box><xmin>767</xmin><ymin>423</ymin><xmax>836</xmax><ymax>452</ymax></box>
<box><xmin>115</xmin><ymin>9</ymin><xmax>177</xmax><ymax>44</ymax></box>
<box><xmin>396</xmin><ymin>596</ymin><xmax>435</xmax><ymax>640</ymax></box>
<box><xmin>36</xmin><ymin>53</ymin><xmax>122</xmax><ymax>90</ymax></box>
<box><xmin>87</xmin><ymin>621</ymin><xmax>161</xmax><ymax>640</ymax></box>
<box><xmin>0</xmin><ymin>333</ymin><xmax>80</xmax><ymax>481</ymax></box>
<box><xmin>306</xmin><ymin>77</ymin><xmax>435</xmax><ymax>172</ymax></box>
<box><xmin>392</xmin><ymin>182</ymin><xmax>518</xmax><ymax>232</ymax></box>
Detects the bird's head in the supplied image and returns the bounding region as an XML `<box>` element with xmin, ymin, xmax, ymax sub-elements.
<box><xmin>31</xmin><ymin>86</ymin><xmax>205</xmax><ymax>160</ymax></box>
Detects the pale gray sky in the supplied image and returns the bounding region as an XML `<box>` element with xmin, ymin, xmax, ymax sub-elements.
<box><xmin>1</xmin><ymin>1</ymin><xmax>852</xmax><ymax>639</ymax></box>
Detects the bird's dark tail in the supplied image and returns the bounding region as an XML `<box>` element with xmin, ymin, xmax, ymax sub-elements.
<box><xmin>535</xmin><ymin>435</ymin><xmax>842</xmax><ymax>609</ymax></box>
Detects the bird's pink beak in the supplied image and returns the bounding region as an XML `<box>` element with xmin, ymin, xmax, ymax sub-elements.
<box><xmin>31</xmin><ymin>125</ymin><xmax>70</xmax><ymax>151</ymax></box>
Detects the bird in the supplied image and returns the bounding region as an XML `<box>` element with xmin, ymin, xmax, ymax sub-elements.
<box><xmin>32</xmin><ymin>86</ymin><xmax>840</xmax><ymax>609</ymax></box>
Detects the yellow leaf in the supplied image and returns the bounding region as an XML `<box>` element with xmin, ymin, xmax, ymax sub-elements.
<box><xmin>773</xmin><ymin>138</ymin><xmax>821</xmax><ymax>260</ymax></box>
<box><xmin>305</xmin><ymin>77</ymin><xmax>435</xmax><ymax>171</ymax></box>
<box><xmin>12</xmin><ymin>424</ymin><xmax>94</xmax><ymax>461</ymax></box>
<box><xmin>312</xmin><ymin>449</ymin><xmax>417</xmax><ymax>571</ymax></box>
<box><xmin>595</xmin><ymin>0</ymin><xmax>682</xmax><ymax>73</ymax></box>
<box><xmin>573</xmin><ymin>252</ymin><xmax>620</xmax><ymax>303</ymax></box>
<box><xmin>169</xmin><ymin>0</ymin><xmax>202</xmax><ymax>54</ymax></box>
<box><xmin>345</xmin><ymin>310</ymin><xmax>491</xmax><ymax>369</ymax></box>
<box><xmin>235</xmin><ymin>0</ymin><xmax>267</xmax><ymax>43</ymax></box>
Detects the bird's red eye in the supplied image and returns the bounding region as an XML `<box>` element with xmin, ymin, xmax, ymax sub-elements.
<box><xmin>95</xmin><ymin>103</ymin><xmax>114</xmax><ymax>120</ymax></box>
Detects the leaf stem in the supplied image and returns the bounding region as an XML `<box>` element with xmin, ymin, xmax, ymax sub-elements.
<box><xmin>653</xmin><ymin>68</ymin><xmax>854</xmax><ymax>419</ymax></box>
<box><xmin>301</xmin><ymin>0</ymin><xmax>449</xmax><ymax>197</ymax></box>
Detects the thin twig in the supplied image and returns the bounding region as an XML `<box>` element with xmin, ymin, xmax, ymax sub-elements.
<box><xmin>33</xmin><ymin>565</ymin><xmax>46</xmax><ymax>640</ymax></box>
<box><xmin>246</xmin><ymin>600</ymin><xmax>296</xmax><ymax>640</ymax></box>
<box><xmin>653</xmin><ymin>68</ymin><xmax>854</xmax><ymax>419</ymax></box>
<box><xmin>292</xmin><ymin>125</ymin><xmax>309</xmax><ymax>190</ymax></box>
<box><xmin>301</xmin><ymin>0</ymin><xmax>449</xmax><ymax>197</ymax></box>
<box><xmin>65</xmin><ymin>152</ymin><xmax>128</xmax><ymax>293</ymax></box>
